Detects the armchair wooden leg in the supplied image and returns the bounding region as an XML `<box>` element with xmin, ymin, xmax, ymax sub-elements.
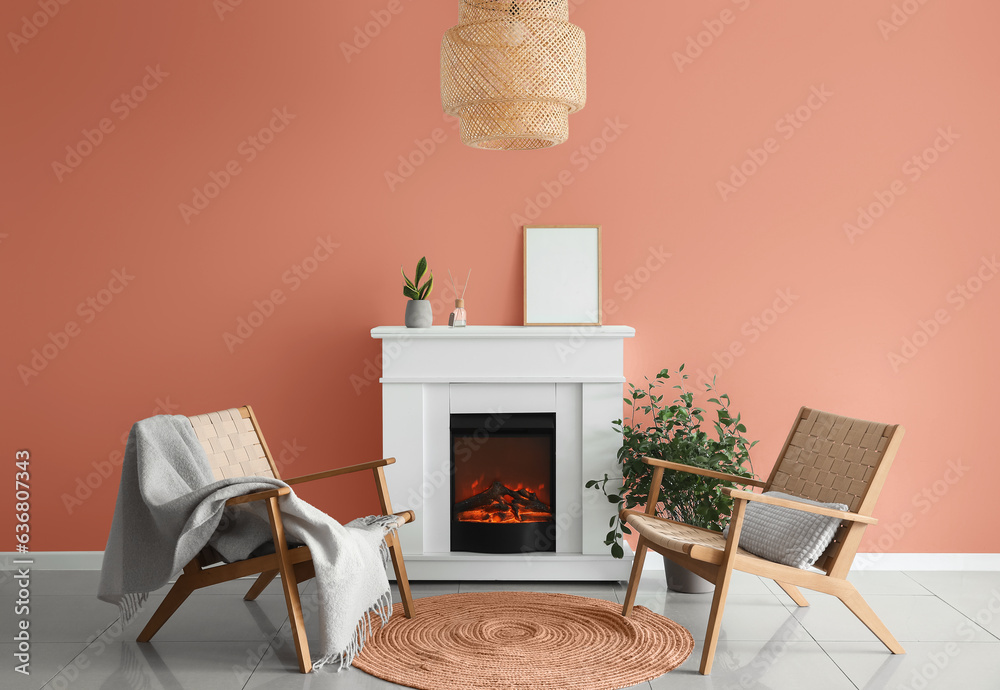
<box><xmin>372</xmin><ymin>465</ymin><xmax>415</xmax><ymax>619</ymax></box>
<box><xmin>622</xmin><ymin>536</ymin><xmax>649</xmax><ymax>617</ymax></box>
<box><xmin>387</xmin><ymin>531</ymin><xmax>415</xmax><ymax>618</ymax></box>
<box><xmin>700</xmin><ymin>498</ymin><xmax>748</xmax><ymax>675</ymax></box>
<box><xmin>700</xmin><ymin>562</ymin><xmax>735</xmax><ymax>675</ymax></box>
<box><xmin>244</xmin><ymin>570</ymin><xmax>279</xmax><ymax>601</ymax></box>
<box><xmin>838</xmin><ymin>584</ymin><xmax>905</xmax><ymax>654</ymax></box>
<box><xmin>775</xmin><ymin>581</ymin><xmax>809</xmax><ymax>607</ymax></box>
<box><xmin>266</xmin><ymin>497</ymin><xmax>312</xmax><ymax>674</ymax></box>
<box><xmin>136</xmin><ymin>578</ymin><xmax>194</xmax><ymax>642</ymax></box>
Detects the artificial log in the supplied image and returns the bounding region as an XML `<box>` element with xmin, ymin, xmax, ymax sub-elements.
<box><xmin>454</xmin><ymin>480</ymin><xmax>551</xmax><ymax>516</ymax></box>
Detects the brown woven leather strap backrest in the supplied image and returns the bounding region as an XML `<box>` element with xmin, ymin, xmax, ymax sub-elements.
<box><xmin>766</xmin><ymin>407</ymin><xmax>904</xmax><ymax>575</ymax></box>
<box><xmin>187</xmin><ymin>407</ymin><xmax>277</xmax><ymax>481</ymax></box>
<box><xmin>767</xmin><ymin>408</ymin><xmax>894</xmax><ymax>513</ymax></box>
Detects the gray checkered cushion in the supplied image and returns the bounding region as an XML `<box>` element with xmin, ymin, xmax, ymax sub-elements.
<box><xmin>723</xmin><ymin>491</ymin><xmax>848</xmax><ymax>569</ymax></box>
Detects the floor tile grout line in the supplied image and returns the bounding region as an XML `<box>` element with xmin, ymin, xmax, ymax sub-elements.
<box><xmin>29</xmin><ymin>643</ymin><xmax>93</xmax><ymax>690</ymax></box>
<box><xmin>242</xmin><ymin>615</ymin><xmax>287</xmax><ymax>689</ymax></box>
<box><xmin>752</xmin><ymin>580</ymin><xmax>865</xmax><ymax>690</ymax></box>
<box><xmin>806</xmin><ymin>610</ymin><xmax>864</xmax><ymax>690</ymax></box>
<box><xmin>927</xmin><ymin>590</ymin><xmax>1000</xmax><ymax>643</ymax></box>
<box><xmin>39</xmin><ymin>618</ymin><xmax>120</xmax><ymax>689</ymax></box>
<box><xmin>816</xmin><ymin>642</ymin><xmax>864</xmax><ymax>690</ymax></box>
<box><xmin>766</xmin><ymin>578</ymin><xmax>857</xmax><ymax>682</ymax></box>
<box><xmin>760</xmin><ymin>574</ymin><xmax>795</xmax><ymax>608</ymax></box>
<box><xmin>897</xmin><ymin>570</ymin><xmax>936</xmax><ymax>596</ymax></box>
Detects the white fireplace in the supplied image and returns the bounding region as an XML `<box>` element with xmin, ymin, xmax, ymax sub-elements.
<box><xmin>372</xmin><ymin>325</ymin><xmax>634</xmax><ymax>581</ymax></box>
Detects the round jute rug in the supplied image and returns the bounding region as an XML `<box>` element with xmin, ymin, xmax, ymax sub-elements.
<box><xmin>352</xmin><ymin>591</ymin><xmax>694</xmax><ymax>689</ymax></box>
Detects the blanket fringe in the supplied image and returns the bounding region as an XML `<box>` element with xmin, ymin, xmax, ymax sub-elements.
<box><xmin>312</xmin><ymin>582</ymin><xmax>395</xmax><ymax>671</ymax></box>
<box><xmin>312</xmin><ymin>520</ymin><xmax>401</xmax><ymax>672</ymax></box>
<box><xmin>116</xmin><ymin>591</ymin><xmax>149</xmax><ymax>626</ymax></box>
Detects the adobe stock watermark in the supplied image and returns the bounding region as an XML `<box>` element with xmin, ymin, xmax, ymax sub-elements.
<box><xmin>61</xmin><ymin>397</ymin><xmax>179</xmax><ymax>514</ymax></box>
<box><xmin>898</xmin><ymin>643</ymin><xmax>962</xmax><ymax>690</ymax></box>
<box><xmin>719</xmin><ymin>617</ymin><xmax>812</xmax><ymax>689</ymax></box>
<box><xmin>421</xmin><ymin>275</ymin><xmax>477</xmax><ymax>330</ymax></box>
<box><xmin>51</xmin><ymin>65</ymin><xmax>169</xmax><ymax>182</ymax></box>
<box><xmin>887</xmin><ymin>254</ymin><xmax>997</xmax><ymax>373</ymax></box>
<box><xmin>228</xmin><ymin>607</ymin><xmax>310</xmax><ymax>683</ymax></box>
<box><xmin>555</xmin><ymin>245</ymin><xmax>672</xmax><ymax>362</ymax></box>
<box><xmin>672</xmin><ymin>0</ymin><xmax>753</xmax><ymax>73</ymax></box>
<box><xmin>401</xmin><ymin>409</ymin><xmax>512</xmax><ymax>515</ymax></box>
<box><xmin>609</xmin><ymin>246</ymin><xmax>672</xmax><ymax>304</ymax></box>
<box><xmin>844</xmin><ymin>127</ymin><xmax>959</xmax><ymax>244</ymax></box>
<box><xmin>7</xmin><ymin>0</ymin><xmax>73</xmax><ymax>53</ymax></box>
<box><xmin>12</xmin><ymin>449</ymin><xmax>31</xmax><ymax>677</ymax></box>
<box><xmin>693</xmin><ymin>288</ymin><xmax>800</xmax><ymax>388</ymax></box>
<box><xmin>178</xmin><ymin>107</ymin><xmax>295</xmax><ymax>225</ymax></box>
<box><xmin>896</xmin><ymin>589</ymin><xmax>997</xmax><ymax>689</ymax></box>
<box><xmin>510</xmin><ymin>117</ymin><xmax>628</xmax><ymax>228</ymax></box>
<box><xmin>45</xmin><ymin>603</ymin><xmax>132</xmax><ymax>689</ymax></box>
<box><xmin>383</xmin><ymin>113</ymin><xmax>460</xmax><ymax>192</ymax></box>
<box><xmin>717</xmin><ymin>84</ymin><xmax>832</xmax><ymax>201</ymax></box>
<box><xmin>517</xmin><ymin>499</ymin><xmax>583</xmax><ymax>567</ymax></box>
<box><xmin>877</xmin><ymin>0</ymin><xmax>934</xmax><ymax>40</ymax></box>
<box><xmin>213</xmin><ymin>0</ymin><xmax>244</xmax><ymax>21</ymax></box>
<box><xmin>855</xmin><ymin>458</ymin><xmax>969</xmax><ymax>568</ymax></box>
<box><xmin>17</xmin><ymin>268</ymin><xmax>135</xmax><ymax>386</ymax></box>
<box><xmin>958</xmin><ymin>589</ymin><xmax>1000</xmax><ymax>642</ymax></box>
<box><xmin>61</xmin><ymin>395</ymin><xmax>304</xmax><ymax>514</ymax></box>
<box><xmin>340</xmin><ymin>0</ymin><xmax>415</xmax><ymax>63</ymax></box>
<box><xmin>349</xmin><ymin>335</ymin><xmax>412</xmax><ymax>396</ymax></box>
<box><xmin>222</xmin><ymin>235</ymin><xmax>339</xmax><ymax>353</ymax></box>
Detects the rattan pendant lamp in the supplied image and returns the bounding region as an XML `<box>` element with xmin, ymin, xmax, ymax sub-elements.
<box><xmin>441</xmin><ymin>0</ymin><xmax>586</xmax><ymax>150</ymax></box>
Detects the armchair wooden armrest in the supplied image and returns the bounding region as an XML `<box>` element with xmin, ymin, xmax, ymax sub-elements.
<box><xmin>724</xmin><ymin>488</ymin><xmax>877</xmax><ymax>525</ymax></box>
<box><xmin>642</xmin><ymin>456</ymin><xmax>767</xmax><ymax>488</ymax></box>
<box><xmin>224</xmin><ymin>487</ymin><xmax>291</xmax><ymax>507</ymax></box>
<box><xmin>393</xmin><ymin>509</ymin><xmax>416</xmax><ymax>525</ymax></box>
<box><xmin>283</xmin><ymin>457</ymin><xmax>396</xmax><ymax>486</ymax></box>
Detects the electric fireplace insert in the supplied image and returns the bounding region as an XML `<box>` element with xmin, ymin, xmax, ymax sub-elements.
<box><xmin>450</xmin><ymin>412</ymin><xmax>556</xmax><ymax>554</ymax></box>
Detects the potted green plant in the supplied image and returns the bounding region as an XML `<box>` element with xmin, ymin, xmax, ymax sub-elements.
<box><xmin>402</xmin><ymin>257</ymin><xmax>434</xmax><ymax>328</ymax></box>
<box><xmin>587</xmin><ymin>365</ymin><xmax>758</xmax><ymax>592</ymax></box>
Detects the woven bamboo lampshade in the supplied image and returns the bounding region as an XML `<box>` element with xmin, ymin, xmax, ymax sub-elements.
<box><xmin>441</xmin><ymin>0</ymin><xmax>586</xmax><ymax>150</ymax></box>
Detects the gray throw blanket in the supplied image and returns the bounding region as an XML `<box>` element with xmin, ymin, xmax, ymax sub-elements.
<box><xmin>98</xmin><ymin>415</ymin><xmax>401</xmax><ymax>671</ymax></box>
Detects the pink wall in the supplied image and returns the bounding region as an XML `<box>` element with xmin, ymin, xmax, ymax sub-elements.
<box><xmin>2</xmin><ymin>1</ymin><xmax>997</xmax><ymax>556</ymax></box>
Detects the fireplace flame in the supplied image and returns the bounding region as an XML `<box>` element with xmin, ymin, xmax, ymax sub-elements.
<box><xmin>454</xmin><ymin>480</ymin><xmax>553</xmax><ymax>524</ymax></box>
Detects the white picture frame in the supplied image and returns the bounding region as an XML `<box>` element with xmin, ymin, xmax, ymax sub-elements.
<box><xmin>523</xmin><ymin>225</ymin><xmax>602</xmax><ymax>326</ymax></box>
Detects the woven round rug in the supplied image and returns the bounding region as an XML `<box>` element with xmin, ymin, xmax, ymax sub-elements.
<box><xmin>352</xmin><ymin>591</ymin><xmax>694</xmax><ymax>689</ymax></box>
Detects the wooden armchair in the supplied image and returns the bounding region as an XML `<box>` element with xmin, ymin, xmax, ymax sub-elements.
<box><xmin>621</xmin><ymin>407</ymin><xmax>905</xmax><ymax>675</ymax></box>
<box><xmin>135</xmin><ymin>406</ymin><xmax>415</xmax><ymax>673</ymax></box>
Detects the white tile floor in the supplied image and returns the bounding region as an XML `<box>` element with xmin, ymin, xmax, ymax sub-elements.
<box><xmin>2</xmin><ymin>570</ymin><xmax>998</xmax><ymax>689</ymax></box>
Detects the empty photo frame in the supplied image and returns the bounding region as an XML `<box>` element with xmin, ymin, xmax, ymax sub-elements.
<box><xmin>523</xmin><ymin>226</ymin><xmax>602</xmax><ymax>326</ymax></box>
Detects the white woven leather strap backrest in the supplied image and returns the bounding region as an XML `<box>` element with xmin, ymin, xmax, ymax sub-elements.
<box><xmin>187</xmin><ymin>408</ymin><xmax>274</xmax><ymax>481</ymax></box>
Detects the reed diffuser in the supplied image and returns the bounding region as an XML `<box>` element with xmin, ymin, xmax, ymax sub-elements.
<box><xmin>448</xmin><ymin>268</ymin><xmax>471</xmax><ymax>327</ymax></box>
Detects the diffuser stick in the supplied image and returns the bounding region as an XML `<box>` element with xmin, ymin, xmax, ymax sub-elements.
<box><xmin>448</xmin><ymin>267</ymin><xmax>468</xmax><ymax>328</ymax></box>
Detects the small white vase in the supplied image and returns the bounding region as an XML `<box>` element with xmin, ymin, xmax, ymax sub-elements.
<box><xmin>404</xmin><ymin>300</ymin><xmax>432</xmax><ymax>328</ymax></box>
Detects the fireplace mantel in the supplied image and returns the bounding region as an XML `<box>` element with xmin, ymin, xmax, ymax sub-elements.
<box><xmin>372</xmin><ymin>324</ymin><xmax>635</xmax><ymax>580</ymax></box>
